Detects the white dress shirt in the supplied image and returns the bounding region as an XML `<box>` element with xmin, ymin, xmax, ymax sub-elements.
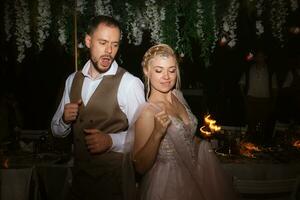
<box><xmin>51</xmin><ymin>60</ymin><xmax>145</xmax><ymax>152</ymax></box>
<box><xmin>239</xmin><ymin>65</ymin><xmax>277</xmax><ymax>98</ymax></box>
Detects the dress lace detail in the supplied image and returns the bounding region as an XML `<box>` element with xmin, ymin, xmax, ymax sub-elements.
<box><xmin>157</xmin><ymin>112</ymin><xmax>197</xmax><ymax>163</ymax></box>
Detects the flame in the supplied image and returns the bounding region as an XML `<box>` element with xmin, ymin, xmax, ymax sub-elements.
<box><xmin>292</xmin><ymin>140</ymin><xmax>300</xmax><ymax>149</ymax></box>
<box><xmin>3</xmin><ymin>158</ymin><xmax>9</xmax><ymax>169</ymax></box>
<box><xmin>239</xmin><ymin>141</ymin><xmax>261</xmax><ymax>158</ymax></box>
<box><xmin>200</xmin><ymin>126</ymin><xmax>212</xmax><ymax>136</ymax></box>
<box><xmin>200</xmin><ymin>114</ymin><xmax>221</xmax><ymax>137</ymax></box>
<box><xmin>242</xmin><ymin>142</ymin><xmax>261</xmax><ymax>152</ymax></box>
<box><xmin>204</xmin><ymin>115</ymin><xmax>221</xmax><ymax>132</ymax></box>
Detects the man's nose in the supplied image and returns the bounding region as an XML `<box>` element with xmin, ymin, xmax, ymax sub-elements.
<box><xmin>105</xmin><ymin>44</ymin><xmax>112</xmax><ymax>54</ymax></box>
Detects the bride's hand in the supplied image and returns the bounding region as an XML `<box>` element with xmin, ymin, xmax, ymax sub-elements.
<box><xmin>153</xmin><ymin>110</ymin><xmax>171</xmax><ymax>138</ymax></box>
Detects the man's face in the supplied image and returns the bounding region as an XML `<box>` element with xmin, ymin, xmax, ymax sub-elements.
<box><xmin>85</xmin><ymin>23</ymin><xmax>120</xmax><ymax>73</ymax></box>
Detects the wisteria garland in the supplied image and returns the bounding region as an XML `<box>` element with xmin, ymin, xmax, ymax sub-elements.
<box><xmin>125</xmin><ymin>3</ymin><xmax>144</xmax><ymax>46</ymax></box>
<box><xmin>196</xmin><ymin>0</ymin><xmax>204</xmax><ymax>46</ymax></box>
<box><xmin>196</xmin><ymin>0</ymin><xmax>218</xmax><ymax>65</ymax></box>
<box><xmin>14</xmin><ymin>0</ymin><xmax>32</xmax><ymax>63</ymax></box>
<box><xmin>58</xmin><ymin>5</ymin><xmax>68</xmax><ymax>46</ymax></box>
<box><xmin>58</xmin><ymin>20</ymin><xmax>67</xmax><ymax>46</ymax></box>
<box><xmin>4</xmin><ymin>2</ymin><xmax>13</xmax><ymax>42</ymax></box>
<box><xmin>160</xmin><ymin>0</ymin><xmax>182</xmax><ymax>55</ymax></box>
<box><xmin>95</xmin><ymin>0</ymin><xmax>113</xmax><ymax>16</ymax></box>
<box><xmin>255</xmin><ymin>0</ymin><xmax>264</xmax><ymax>36</ymax></box>
<box><xmin>290</xmin><ymin>0</ymin><xmax>298</xmax><ymax>11</ymax></box>
<box><xmin>211</xmin><ymin>2</ymin><xmax>218</xmax><ymax>53</ymax></box>
<box><xmin>270</xmin><ymin>0</ymin><xmax>288</xmax><ymax>47</ymax></box>
<box><xmin>174</xmin><ymin>6</ymin><xmax>181</xmax><ymax>52</ymax></box>
<box><xmin>221</xmin><ymin>0</ymin><xmax>239</xmax><ymax>48</ymax></box>
<box><xmin>144</xmin><ymin>0</ymin><xmax>164</xmax><ymax>44</ymax></box>
<box><xmin>76</xmin><ymin>0</ymin><xmax>87</xmax><ymax>14</ymax></box>
<box><xmin>4</xmin><ymin>0</ymin><xmax>298</xmax><ymax>64</ymax></box>
<box><xmin>36</xmin><ymin>0</ymin><xmax>51</xmax><ymax>51</ymax></box>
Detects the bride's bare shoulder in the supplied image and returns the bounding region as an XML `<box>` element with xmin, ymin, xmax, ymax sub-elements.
<box><xmin>143</xmin><ymin>104</ymin><xmax>157</xmax><ymax>115</ymax></box>
<box><xmin>138</xmin><ymin>103</ymin><xmax>158</xmax><ymax>119</ymax></box>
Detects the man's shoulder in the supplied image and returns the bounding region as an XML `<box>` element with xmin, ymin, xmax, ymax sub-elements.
<box><xmin>118</xmin><ymin>68</ymin><xmax>144</xmax><ymax>93</ymax></box>
<box><xmin>120</xmin><ymin>69</ymin><xmax>142</xmax><ymax>83</ymax></box>
<box><xmin>65</xmin><ymin>71</ymin><xmax>78</xmax><ymax>83</ymax></box>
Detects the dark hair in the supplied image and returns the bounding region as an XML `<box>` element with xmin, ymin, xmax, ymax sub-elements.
<box><xmin>86</xmin><ymin>15</ymin><xmax>121</xmax><ymax>35</ymax></box>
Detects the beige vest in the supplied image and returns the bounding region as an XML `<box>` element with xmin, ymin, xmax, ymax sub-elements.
<box><xmin>70</xmin><ymin>67</ymin><xmax>128</xmax><ymax>177</ymax></box>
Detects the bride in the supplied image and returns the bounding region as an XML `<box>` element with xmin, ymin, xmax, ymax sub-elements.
<box><xmin>124</xmin><ymin>44</ymin><xmax>238</xmax><ymax>200</ymax></box>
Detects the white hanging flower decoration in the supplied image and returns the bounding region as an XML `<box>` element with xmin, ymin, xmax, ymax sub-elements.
<box><xmin>36</xmin><ymin>0</ymin><xmax>51</xmax><ymax>51</ymax></box>
<box><xmin>145</xmin><ymin>0</ymin><xmax>164</xmax><ymax>44</ymax></box>
<box><xmin>78</xmin><ymin>42</ymin><xmax>84</xmax><ymax>49</ymax></box>
<box><xmin>270</xmin><ymin>0</ymin><xmax>288</xmax><ymax>47</ymax></box>
<box><xmin>76</xmin><ymin>0</ymin><xmax>87</xmax><ymax>14</ymax></box>
<box><xmin>4</xmin><ymin>2</ymin><xmax>13</xmax><ymax>42</ymax></box>
<box><xmin>211</xmin><ymin>2</ymin><xmax>218</xmax><ymax>52</ymax></box>
<box><xmin>58</xmin><ymin>21</ymin><xmax>66</xmax><ymax>46</ymax></box>
<box><xmin>14</xmin><ymin>0</ymin><xmax>32</xmax><ymax>63</ymax></box>
<box><xmin>58</xmin><ymin>5</ymin><xmax>68</xmax><ymax>46</ymax></box>
<box><xmin>223</xmin><ymin>22</ymin><xmax>230</xmax><ymax>32</ymax></box>
<box><xmin>256</xmin><ymin>20</ymin><xmax>264</xmax><ymax>35</ymax></box>
<box><xmin>174</xmin><ymin>7</ymin><xmax>181</xmax><ymax>51</ymax></box>
<box><xmin>255</xmin><ymin>0</ymin><xmax>264</xmax><ymax>36</ymax></box>
<box><xmin>196</xmin><ymin>0</ymin><xmax>204</xmax><ymax>43</ymax></box>
<box><xmin>290</xmin><ymin>0</ymin><xmax>298</xmax><ymax>11</ymax></box>
<box><xmin>221</xmin><ymin>0</ymin><xmax>240</xmax><ymax>48</ymax></box>
<box><xmin>227</xmin><ymin>39</ymin><xmax>236</xmax><ymax>48</ymax></box>
<box><xmin>125</xmin><ymin>3</ymin><xmax>144</xmax><ymax>46</ymax></box>
<box><xmin>95</xmin><ymin>0</ymin><xmax>113</xmax><ymax>16</ymax></box>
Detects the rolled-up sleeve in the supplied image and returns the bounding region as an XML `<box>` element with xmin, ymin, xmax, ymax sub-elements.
<box><xmin>109</xmin><ymin>74</ymin><xmax>145</xmax><ymax>152</ymax></box>
<box><xmin>51</xmin><ymin>73</ymin><xmax>75</xmax><ymax>137</ymax></box>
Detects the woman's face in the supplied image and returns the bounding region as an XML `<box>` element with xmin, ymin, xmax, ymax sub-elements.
<box><xmin>146</xmin><ymin>55</ymin><xmax>177</xmax><ymax>94</ymax></box>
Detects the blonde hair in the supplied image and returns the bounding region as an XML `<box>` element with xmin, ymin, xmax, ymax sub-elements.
<box><xmin>141</xmin><ymin>44</ymin><xmax>181</xmax><ymax>99</ymax></box>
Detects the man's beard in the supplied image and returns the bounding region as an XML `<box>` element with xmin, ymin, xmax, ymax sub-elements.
<box><xmin>91</xmin><ymin>55</ymin><xmax>114</xmax><ymax>73</ymax></box>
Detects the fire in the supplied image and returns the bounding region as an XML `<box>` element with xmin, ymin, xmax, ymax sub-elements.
<box><xmin>292</xmin><ymin>140</ymin><xmax>300</xmax><ymax>149</ymax></box>
<box><xmin>239</xmin><ymin>141</ymin><xmax>261</xmax><ymax>158</ymax></box>
<box><xmin>200</xmin><ymin>126</ymin><xmax>212</xmax><ymax>136</ymax></box>
<box><xmin>242</xmin><ymin>142</ymin><xmax>261</xmax><ymax>152</ymax></box>
<box><xmin>200</xmin><ymin>114</ymin><xmax>221</xmax><ymax>137</ymax></box>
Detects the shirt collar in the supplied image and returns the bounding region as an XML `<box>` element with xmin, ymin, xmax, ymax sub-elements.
<box><xmin>81</xmin><ymin>60</ymin><xmax>118</xmax><ymax>79</ymax></box>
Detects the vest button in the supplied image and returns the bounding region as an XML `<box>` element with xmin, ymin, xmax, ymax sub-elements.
<box><xmin>79</xmin><ymin>118</ymin><xmax>83</xmax><ymax>122</ymax></box>
<box><xmin>89</xmin><ymin>119</ymin><xmax>94</xmax><ymax>123</ymax></box>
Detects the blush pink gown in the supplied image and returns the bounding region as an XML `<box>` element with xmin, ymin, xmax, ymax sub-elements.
<box><xmin>124</xmin><ymin>90</ymin><xmax>238</xmax><ymax>200</ymax></box>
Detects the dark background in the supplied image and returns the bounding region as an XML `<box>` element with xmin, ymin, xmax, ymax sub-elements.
<box><xmin>0</xmin><ymin>1</ymin><xmax>299</xmax><ymax>132</ymax></box>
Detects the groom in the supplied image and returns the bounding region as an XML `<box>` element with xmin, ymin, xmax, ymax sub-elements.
<box><xmin>51</xmin><ymin>15</ymin><xmax>145</xmax><ymax>200</ymax></box>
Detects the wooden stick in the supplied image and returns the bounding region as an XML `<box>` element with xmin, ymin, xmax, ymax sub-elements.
<box><xmin>74</xmin><ymin>0</ymin><xmax>78</xmax><ymax>71</ymax></box>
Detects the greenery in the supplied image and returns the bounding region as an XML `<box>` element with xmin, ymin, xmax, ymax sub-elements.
<box><xmin>2</xmin><ymin>0</ymin><xmax>299</xmax><ymax>66</ymax></box>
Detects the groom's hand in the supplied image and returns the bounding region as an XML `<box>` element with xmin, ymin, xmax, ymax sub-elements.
<box><xmin>84</xmin><ymin>129</ymin><xmax>112</xmax><ymax>154</ymax></box>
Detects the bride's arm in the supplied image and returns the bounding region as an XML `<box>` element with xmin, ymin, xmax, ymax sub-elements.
<box><xmin>133</xmin><ymin>107</ymin><xmax>170</xmax><ymax>174</ymax></box>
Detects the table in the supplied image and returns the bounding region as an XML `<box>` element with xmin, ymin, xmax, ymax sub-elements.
<box><xmin>0</xmin><ymin>152</ymin><xmax>72</xmax><ymax>200</ymax></box>
<box><xmin>218</xmin><ymin>150</ymin><xmax>300</xmax><ymax>199</ymax></box>
<box><xmin>1</xmin><ymin>151</ymin><xmax>300</xmax><ymax>200</ymax></box>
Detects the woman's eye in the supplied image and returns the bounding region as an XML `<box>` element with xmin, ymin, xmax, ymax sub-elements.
<box><xmin>155</xmin><ymin>70</ymin><xmax>162</xmax><ymax>73</ymax></box>
<box><xmin>169</xmin><ymin>69</ymin><xmax>176</xmax><ymax>73</ymax></box>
